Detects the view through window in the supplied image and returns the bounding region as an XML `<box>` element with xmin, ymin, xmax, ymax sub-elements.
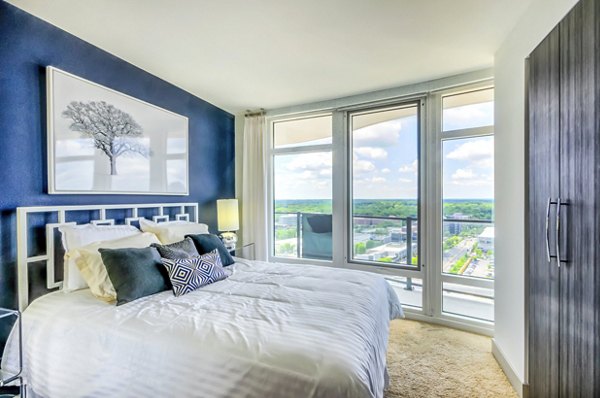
<box><xmin>272</xmin><ymin>115</ymin><xmax>333</xmax><ymax>260</ymax></box>
<box><xmin>440</xmin><ymin>88</ymin><xmax>494</xmax><ymax>322</ymax></box>
<box><xmin>349</xmin><ymin>104</ymin><xmax>420</xmax><ymax>268</ymax></box>
<box><xmin>270</xmin><ymin>84</ymin><xmax>494</xmax><ymax>323</ymax></box>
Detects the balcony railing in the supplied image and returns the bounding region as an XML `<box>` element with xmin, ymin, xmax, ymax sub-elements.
<box><xmin>274</xmin><ymin>212</ymin><xmax>419</xmax><ymax>267</ymax></box>
<box><xmin>274</xmin><ymin>212</ymin><xmax>332</xmax><ymax>260</ymax></box>
<box><xmin>275</xmin><ymin>212</ymin><xmax>493</xmax><ymax>274</ymax></box>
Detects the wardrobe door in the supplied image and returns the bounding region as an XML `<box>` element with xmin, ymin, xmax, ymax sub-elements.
<box><xmin>528</xmin><ymin>25</ymin><xmax>561</xmax><ymax>398</ymax></box>
<box><xmin>558</xmin><ymin>0</ymin><xmax>598</xmax><ymax>395</ymax></box>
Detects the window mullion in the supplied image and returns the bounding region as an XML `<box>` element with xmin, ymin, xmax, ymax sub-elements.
<box><xmin>331</xmin><ymin>111</ymin><xmax>346</xmax><ymax>266</ymax></box>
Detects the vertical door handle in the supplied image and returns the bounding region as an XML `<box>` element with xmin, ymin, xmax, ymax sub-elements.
<box><xmin>546</xmin><ymin>198</ymin><xmax>557</xmax><ymax>263</ymax></box>
<box><xmin>555</xmin><ymin>198</ymin><xmax>569</xmax><ymax>266</ymax></box>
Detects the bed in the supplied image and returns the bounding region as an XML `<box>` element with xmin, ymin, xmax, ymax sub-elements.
<box><xmin>1</xmin><ymin>203</ymin><xmax>403</xmax><ymax>398</ymax></box>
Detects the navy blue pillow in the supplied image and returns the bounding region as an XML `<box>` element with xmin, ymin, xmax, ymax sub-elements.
<box><xmin>185</xmin><ymin>234</ymin><xmax>235</xmax><ymax>266</ymax></box>
<box><xmin>100</xmin><ymin>247</ymin><xmax>170</xmax><ymax>306</ymax></box>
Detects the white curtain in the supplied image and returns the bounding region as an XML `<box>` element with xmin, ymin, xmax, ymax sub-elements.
<box><xmin>241</xmin><ymin>115</ymin><xmax>268</xmax><ymax>261</ymax></box>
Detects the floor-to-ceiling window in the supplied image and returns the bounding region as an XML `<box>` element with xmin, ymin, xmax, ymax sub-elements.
<box><xmin>349</xmin><ymin>103</ymin><xmax>420</xmax><ymax>268</ymax></box>
<box><xmin>348</xmin><ymin>102</ymin><xmax>424</xmax><ymax>310</ymax></box>
<box><xmin>268</xmin><ymin>80</ymin><xmax>494</xmax><ymax>333</ymax></box>
<box><xmin>271</xmin><ymin>114</ymin><xmax>333</xmax><ymax>260</ymax></box>
<box><xmin>439</xmin><ymin>87</ymin><xmax>494</xmax><ymax>322</ymax></box>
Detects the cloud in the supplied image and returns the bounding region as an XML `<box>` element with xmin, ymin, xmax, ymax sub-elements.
<box><xmin>381</xmin><ymin>168</ymin><xmax>391</xmax><ymax>174</ymax></box>
<box><xmin>371</xmin><ymin>177</ymin><xmax>386</xmax><ymax>183</ymax></box>
<box><xmin>354</xmin><ymin>147</ymin><xmax>388</xmax><ymax>160</ymax></box>
<box><xmin>353</xmin><ymin>120</ymin><xmax>402</xmax><ymax>147</ymax></box>
<box><xmin>452</xmin><ymin>168</ymin><xmax>475</xmax><ymax>180</ymax></box>
<box><xmin>275</xmin><ymin>152</ymin><xmax>333</xmax><ymax>196</ymax></box>
<box><xmin>319</xmin><ymin>168</ymin><xmax>332</xmax><ymax>177</ymax></box>
<box><xmin>298</xmin><ymin>170</ymin><xmax>317</xmax><ymax>180</ymax></box>
<box><xmin>451</xmin><ymin>168</ymin><xmax>492</xmax><ymax>186</ymax></box>
<box><xmin>399</xmin><ymin>177</ymin><xmax>413</xmax><ymax>183</ymax></box>
<box><xmin>286</xmin><ymin>152</ymin><xmax>332</xmax><ymax>172</ymax></box>
<box><xmin>354</xmin><ymin>160</ymin><xmax>376</xmax><ymax>174</ymax></box>
<box><xmin>446</xmin><ymin>138</ymin><xmax>493</xmax><ymax>168</ymax></box>
<box><xmin>399</xmin><ymin>160</ymin><xmax>418</xmax><ymax>174</ymax></box>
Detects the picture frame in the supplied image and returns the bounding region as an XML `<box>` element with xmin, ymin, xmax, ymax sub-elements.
<box><xmin>46</xmin><ymin>66</ymin><xmax>189</xmax><ymax>195</ymax></box>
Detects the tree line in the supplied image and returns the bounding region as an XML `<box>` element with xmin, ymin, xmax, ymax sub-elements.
<box><xmin>275</xmin><ymin>199</ymin><xmax>493</xmax><ymax>221</ymax></box>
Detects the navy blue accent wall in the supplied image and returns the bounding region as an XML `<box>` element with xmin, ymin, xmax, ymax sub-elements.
<box><xmin>0</xmin><ymin>3</ymin><xmax>235</xmax><ymax>344</ymax></box>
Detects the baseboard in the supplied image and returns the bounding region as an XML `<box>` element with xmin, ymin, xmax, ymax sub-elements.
<box><xmin>491</xmin><ymin>338</ymin><xmax>526</xmax><ymax>398</ymax></box>
<box><xmin>404</xmin><ymin>311</ymin><xmax>494</xmax><ymax>337</ymax></box>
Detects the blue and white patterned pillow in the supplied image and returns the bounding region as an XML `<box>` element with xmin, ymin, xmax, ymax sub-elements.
<box><xmin>161</xmin><ymin>249</ymin><xmax>231</xmax><ymax>297</ymax></box>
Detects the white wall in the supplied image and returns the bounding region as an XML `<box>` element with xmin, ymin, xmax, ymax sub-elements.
<box><xmin>494</xmin><ymin>0</ymin><xmax>578</xmax><ymax>391</ymax></box>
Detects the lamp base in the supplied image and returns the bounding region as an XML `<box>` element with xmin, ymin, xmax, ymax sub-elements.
<box><xmin>219</xmin><ymin>231</ymin><xmax>238</xmax><ymax>251</ymax></box>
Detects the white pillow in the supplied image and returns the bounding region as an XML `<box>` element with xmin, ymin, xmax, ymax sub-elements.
<box><xmin>68</xmin><ymin>232</ymin><xmax>161</xmax><ymax>301</ymax></box>
<box><xmin>139</xmin><ymin>219</ymin><xmax>209</xmax><ymax>244</ymax></box>
<box><xmin>59</xmin><ymin>223</ymin><xmax>142</xmax><ymax>252</ymax></box>
<box><xmin>59</xmin><ymin>224</ymin><xmax>142</xmax><ymax>292</ymax></box>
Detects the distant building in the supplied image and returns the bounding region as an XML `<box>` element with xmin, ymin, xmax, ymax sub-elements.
<box><xmin>390</xmin><ymin>228</ymin><xmax>404</xmax><ymax>242</ymax></box>
<box><xmin>389</xmin><ymin>224</ymin><xmax>418</xmax><ymax>243</ymax></box>
<box><xmin>478</xmin><ymin>227</ymin><xmax>494</xmax><ymax>251</ymax></box>
<box><xmin>447</xmin><ymin>213</ymin><xmax>470</xmax><ymax>235</ymax></box>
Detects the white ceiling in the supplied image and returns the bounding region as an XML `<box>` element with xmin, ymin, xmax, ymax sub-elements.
<box><xmin>8</xmin><ymin>0</ymin><xmax>533</xmax><ymax>114</ymax></box>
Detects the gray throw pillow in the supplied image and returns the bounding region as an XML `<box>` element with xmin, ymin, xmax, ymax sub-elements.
<box><xmin>151</xmin><ymin>237</ymin><xmax>200</xmax><ymax>260</ymax></box>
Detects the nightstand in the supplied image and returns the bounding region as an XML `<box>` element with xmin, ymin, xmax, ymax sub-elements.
<box><xmin>229</xmin><ymin>243</ymin><xmax>255</xmax><ymax>260</ymax></box>
<box><xmin>0</xmin><ymin>309</ymin><xmax>24</xmax><ymax>398</ymax></box>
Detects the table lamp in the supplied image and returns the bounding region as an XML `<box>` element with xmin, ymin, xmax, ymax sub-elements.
<box><xmin>217</xmin><ymin>199</ymin><xmax>239</xmax><ymax>250</ymax></box>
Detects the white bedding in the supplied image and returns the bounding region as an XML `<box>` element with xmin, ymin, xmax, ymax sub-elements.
<box><xmin>2</xmin><ymin>259</ymin><xmax>403</xmax><ymax>398</ymax></box>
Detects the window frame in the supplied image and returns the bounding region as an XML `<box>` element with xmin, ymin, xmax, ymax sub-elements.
<box><xmin>265</xmin><ymin>76</ymin><xmax>495</xmax><ymax>334</ymax></box>
<box><xmin>346</xmin><ymin>100</ymin><xmax>424</xmax><ymax>272</ymax></box>
<box><xmin>431</xmin><ymin>83</ymin><xmax>495</xmax><ymax>324</ymax></box>
<box><xmin>267</xmin><ymin>112</ymin><xmax>334</xmax><ymax>266</ymax></box>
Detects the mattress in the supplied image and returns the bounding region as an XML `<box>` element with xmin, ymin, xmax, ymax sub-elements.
<box><xmin>2</xmin><ymin>258</ymin><xmax>403</xmax><ymax>398</ymax></box>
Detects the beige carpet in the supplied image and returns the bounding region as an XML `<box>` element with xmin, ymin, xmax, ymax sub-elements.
<box><xmin>384</xmin><ymin>320</ymin><xmax>517</xmax><ymax>398</ymax></box>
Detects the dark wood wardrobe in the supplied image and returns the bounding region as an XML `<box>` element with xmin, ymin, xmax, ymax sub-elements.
<box><xmin>527</xmin><ymin>0</ymin><xmax>599</xmax><ymax>396</ymax></box>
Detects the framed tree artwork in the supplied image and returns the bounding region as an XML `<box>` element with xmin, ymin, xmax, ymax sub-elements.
<box><xmin>46</xmin><ymin>67</ymin><xmax>189</xmax><ymax>195</ymax></box>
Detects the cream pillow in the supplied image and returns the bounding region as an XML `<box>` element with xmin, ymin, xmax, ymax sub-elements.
<box><xmin>60</xmin><ymin>224</ymin><xmax>143</xmax><ymax>292</ymax></box>
<box><xmin>69</xmin><ymin>232</ymin><xmax>161</xmax><ymax>301</ymax></box>
<box><xmin>139</xmin><ymin>219</ymin><xmax>209</xmax><ymax>244</ymax></box>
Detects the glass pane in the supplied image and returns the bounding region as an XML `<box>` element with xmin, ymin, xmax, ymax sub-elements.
<box><xmin>386</xmin><ymin>276</ymin><xmax>422</xmax><ymax>309</ymax></box>
<box><xmin>442</xmin><ymin>136</ymin><xmax>494</xmax><ymax>280</ymax></box>
<box><xmin>442</xmin><ymin>88</ymin><xmax>494</xmax><ymax>132</ymax></box>
<box><xmin>273</xmin><ymin>151</ymin><xmax>332</xmax><ymax>259</ymax></box>
<box><xmin>273</xmin><ymin>115</ymin><xmax>332</xmax><ymax>148</ymax></box>
<box><xmin>442</xmin><ymin>282</ymin><xmax>494</xmax><ymax>322</ymax></box>
<box><xmin>350</xmin><ymin>104</ymin><xmax>419</xmax><ymax>267</ymax></box>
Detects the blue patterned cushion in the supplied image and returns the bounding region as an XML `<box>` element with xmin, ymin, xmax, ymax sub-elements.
<box><xmin>161</xmin><ymin>249</ymin><xmax>230</xmax><ymax>297</ymax></box>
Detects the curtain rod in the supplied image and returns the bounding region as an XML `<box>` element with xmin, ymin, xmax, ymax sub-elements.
<box><xmin>245</xmin><ymin>108</ymin><xmax>265</xmax><ymax>117</ymax></box>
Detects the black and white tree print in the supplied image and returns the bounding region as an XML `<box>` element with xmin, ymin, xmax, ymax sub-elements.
<box><xmin>62</xmin><ymin>101</ymin><xmax>151</xmax><ymax>175</ymax></box>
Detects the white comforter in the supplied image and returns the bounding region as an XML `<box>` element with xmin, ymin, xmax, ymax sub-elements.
<box><xmin>2</xmin><ymin>259</ymin><xmax>403</xmax><ymax>398</ymax></box>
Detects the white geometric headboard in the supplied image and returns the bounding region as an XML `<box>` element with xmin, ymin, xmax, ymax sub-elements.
<box><xmin>16</xmin><ymin>202</ymin><xmax>199</xmax><ymax>311</ymax></box>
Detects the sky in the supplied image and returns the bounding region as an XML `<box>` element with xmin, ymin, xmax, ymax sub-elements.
<box><xmin>274</xmin><ymin>101</ymin><xmax>494</xmax><ymax>201</ymax></box>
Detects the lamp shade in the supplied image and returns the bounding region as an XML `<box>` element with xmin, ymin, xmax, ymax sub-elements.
<box><xmin>217</xmin><ymin>199</ymin><xmax>239</xmax><ymax>231</ymax></box>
